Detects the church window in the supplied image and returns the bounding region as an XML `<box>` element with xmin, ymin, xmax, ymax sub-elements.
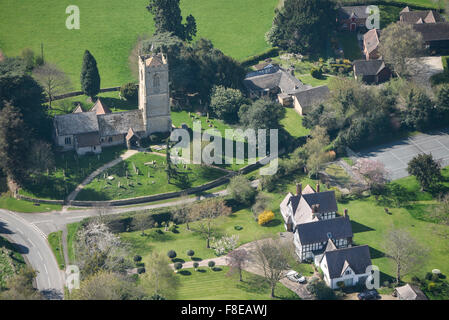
<box><xmin>65</xmin><ymin>137</ymin><xmax>71</xmax><ymax>145</ymax></box>
<box><xmin>153</xmin><ymin>74</ymin><xmax>160</xmax><ymax>88</ymax></box>
<box><xmin>108</xmin><ymin>137</ymin><xmax>113</xmax><ymax>143</ymax></box>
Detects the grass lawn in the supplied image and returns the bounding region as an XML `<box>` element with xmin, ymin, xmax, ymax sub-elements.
<box><xmin>67</xmin><ymin>222</ymin><xmax>81</xmax><ymax>264</ymax></box>
<box><xmin>336</xmin><ymin>33</ymin><xmax>362</xmax><ymax>61</ymax></box>
<box><xmin>76</xmin><ymin>152</ymin><xmax>227</xmax><ymax>201</ymax></box>
<box><xmin>20</xmin><ymin>145</ymin><xmax>126</xmax><ymax>200</ymax></box>
<box><xmin>0</xmin><ymin>0</ymin><xmax>278</xmax><ymax>88</ymax></box>
<box><xmin>175</xmin><ymin>267</ymin><xmax>299</xmax><ymax>300</ymax></box>
<box><xmin>339</xmin><ymin>0</ymin><xmax>438</xmax><ymax>8</ymax></box>
<box><xmin>120</xmin><ymin>208</ymin><xmax>284</xmax><ymax>263</ymax></box>
<box><xmin>325</xmin><ymin>163</ymin><xmax>352</xmax><ymax>186</ymax></box>
<box><xmin>47</xmin><ymin>231</ymin><xmax>65</xmax><ymax>269</ymax></box>
<box><xmin>297</xmin><ymin>74</ymin><xmax>334</xmax><ymax>87</ymax></box>
<box><xmin>0</xmin><ymin>195</ymin><xmax>62</xmax><ymax>213</ymax></box>
<box><xmin>280</xmin><ymin>108</ymin><xmax>310</xmax><ymax>138</ymax></box>
<box><xmin>0</xmin><ymin>236</ymin><xmax>26</xmax><ymax>288</ymax></box>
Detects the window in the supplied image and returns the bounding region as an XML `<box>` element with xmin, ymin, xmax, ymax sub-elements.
<box><xmin>345</xmin><ymin>270</ymin><xmax>351</xmax><ymax>275</ymax></box>
<box><xmin>108</xmin><ymin>137</ymin><xmax>113</xmax><ymax>143</ymax></box>
<box><xmin>65</xmin><ymin>137</ymin><xmax>71</xmax><ymax>145</ymax></box>
<box><xmin>153</xmin><ymin>74</ymin><xmax>160</xmax><ymax>88</ymax></box>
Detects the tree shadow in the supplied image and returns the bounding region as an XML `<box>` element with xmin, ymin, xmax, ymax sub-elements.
<box><xmin>98</xmin><ymin>97</ymin><xmax>138</xmax><ymax>112</ymax></box>
<box><xmin>192</xmin><ymin>257</ymin><xmax>203</xmax><ymax>262</ymax></box>
<box><xmin>212</xmin><ymin>267</ymin><xmax>222</xmax><ymax>272</ymax></box>
<box><xmin>197</xmin><ymin>269</ymin><xmax>206</xmax><ymax>273</ymax></box>
<box><xmin>263</xmin><ymin>219</ymin><xmax>281</xmax><ymax>227</ymax></box>
<box><xmin>179</xmin><ymin>270</ymin><xmax>192</xmax><ymax>276</ymax></box>
<box><xmin>236</xmin><ymin>275</ymin><xmax>270</xmax><ymax>294</ymax></box>
<box><xmin>368</xmin><ymin>246</ymin><xmax>386</xmax><ymax>259</ymax></box>
<box><xmin>172</xmin><ymin>258</ymin><xmax>185</xmax><ymax>264</ymax></box>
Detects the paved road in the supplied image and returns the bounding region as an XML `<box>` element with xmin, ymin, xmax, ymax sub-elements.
<box><xmin>0</xmin><ymin>209</ymin><xmax>64</xmax><ymax>299</ymax></box>
<box><xmin>356</xmin><ymin>129</ymin><xmax>449</xmax><ymax>180</ymax></box>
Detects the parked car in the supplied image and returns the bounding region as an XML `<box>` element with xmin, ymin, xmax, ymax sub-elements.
<box><xmin>357</xmin><ymin>289</ymin><xmax>380</xmax><ymax>300</ymax></box>
<box><xmin>286</xmin><ymin>270</ymin><xmax>306</xmax><ymax>283</ymax></box>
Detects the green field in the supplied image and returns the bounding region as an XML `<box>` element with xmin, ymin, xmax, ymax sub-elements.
<box><xmin>175</xmin><ymin>267</ymin><xmax>299</xmax><ymax>300</ymax></box>
<box><xmin>76</xmin><ymin>152</ymin><xmax>227</xmax><ymax>201</ymax></box>
<box><xmin>120</xmin><ymin>207</ymin><xmax>284</xmax><ymax>263</ymax></box>
<box><xmin>0</xmin><ymin>0</ymin><xmax>278</xmax><ymax>88</ymax></box>
<box><xmin>0</xmin><ymin>236</ymin><xmax>26</xmax><ymax>288</ymax></box>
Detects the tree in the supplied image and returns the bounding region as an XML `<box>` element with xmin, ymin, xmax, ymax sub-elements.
<box><xmin>132</xmin><ymin>214</ymin><xmax>154</xmax><ymax>236</ymax></box>
<box><xmin>120</xmin><ymin>82</ymin><xmax>138</xmax><ymax>103</ymax></box>
<box><xmin>238</xmin><ymin>99</ymin><xmax>285</xmax><ymax>130</ymax></box>
<box><xmin>258</xmin><ymin>211</ymin><xmax>275</xmax><ymax>226</ymax></box>
<box><xmin>146</xmin><ymin>0</ymin><xmax>197</xmax><ymax>41</ymax></box>
<box><xmin>142</xmin><ymin>252</ymin><xmax>179</xmax><ymax>299</ymax></box>
<box><xmin>378</xmin><ymin>22</ymin><xmax>424</xmax><ymax>77</ymax></box>
<box><xmin>430</xmin><ymin>194</ymin><xmax>449</xmax><ymax>225</ymax></box>
<box><xmin>407</xmin><ymin>153</ymin><xmax>442</xmax><ymax>191</ymax></box>
<box><xmin>80</xmin><ymin>50</ymin><xmax>100</xmax><ymax>100</ymax></box>
<box><xmin>191</xmin><ymin>199</ymin><xmax>232</xmax><ymax>248</ymax></box>
<box><xmin>352</xmin><ymin>158</ymin><xmax>388</xmax><ymax>191</ymax></box>
<box><xmin>0</xmin><ymin>267</ymin><xmax>43</xmax><ymax>300</ymax></box>
<box><xmin>303</xmin><ymin>126</ymin><xmax>332</xmax><ymax>178</ymax></box>
<box><xmin>0</xmin><ymin>105</ymin><xmax>30</xmax><ymax>186</ymax></box>
<box><xmin>69</xmin><ymin>271</ymin><xmax>147</xmax><ymax>300</ymax></box>
<box><xmin>27</xmin><ymin>140</ymin><xmax>55</xmax><ymax>184</ymax></box>
<box><xmin>401</xmin><ymin>88</ymin><xmax>434</xmax><ymax>131</ymax></box>
<box><xmin>209</xmin><ymin>85</ymin><xmax>245</xmax><ymax>123</ymax></box>
<box><xmin>74</xmin><ymin>221</ymin><xmax>131</xmax><ymax>278</ymax></box>
<box><xmin>382</xmin><ymin>228</ymin><xmax>428</xmax><ymax>284</ymax></box>
<box><xmin>174</xmin><ymin>262</ymin><xmax>183</xmax><ymax>273</ymax></box>
<box><xmin>167</xmin><ymin>250</ymin><xmax>177</xmax><ymax>260</ymax></box>
<box><xmin>208</xmin><ymin>260</ymin><xmax>215</xmax><ymax>269</ymax></box>
<box><xmin>251</xmin><ymin>193</ymin><xmax>272</xmax><ymax>220</ymax></box>
<box><xmin>227</xmin><ymin>175</ymin><xmax>256</xmax><ymax>206</ymax></box>
<box><xmin>253</xmin><ymin>237</ymin><xmax>293</xmax><ymax>298</ymax></box>
<box><xmin>172</xmin><ymin>195</ymin><xmax>192</xmax><ymax>230</ymax></box>
<box><xmin>0</xmin><ymin>57</ymin><xmax>51</xmax><ymax>140</ymax></box>
<box><xmin>226</xmin><ymin>249</ymin><xmax>248</xmax><ymax>282</ymax></box>
<box><xmin>33</xmin><ymin>63</ymin><xmax>72</xmax><ymax>108</ymax></box>
<box><xmin>186</xmin><ymin>250</ymin><xmax>195</xmax><ymax>259</ymax></box>
<box><xmin>266</xmin><ymin>0</ymin><xmax>337</xmax><ymax>54</ymax></box>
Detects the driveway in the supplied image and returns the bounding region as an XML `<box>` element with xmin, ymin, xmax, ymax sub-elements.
<box><xmin>356</xmin><ymin>129</ymin><xmax>449</xmax><ymax>180</ymax></box>
<box><xmin>408</xmin><ymin>56</ymin><xmax>443</xmax><ymax>89</ymax></box>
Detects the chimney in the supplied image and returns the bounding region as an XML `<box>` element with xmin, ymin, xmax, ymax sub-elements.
<box><xmin>296</xmin><ymin>182</ymin><xmax>302</xmax><ymax>196</ymax></box>
<box><xmin>344</xmin><ymin>208</ymin><xmax>348</xmax><ymax>218</ymax></box>
<box><xmin>316</xmin><ymin>183</ymin><xmax>320</xmax><ymax>193</ymax></box>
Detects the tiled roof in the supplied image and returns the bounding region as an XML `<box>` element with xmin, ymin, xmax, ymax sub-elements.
<box><xmin>97</xmin><ymin>109</ymin><xmax>145</xmax><ymax>137</ymax></box>
<box><xmin>301</xmin><ymin>191</ymin><xmax>338</xmax><ymax>215</ymax></box>
<box><xmin>244</xmin><ymin>67</ymin><xmax>310</xmax><ymax>94</ymax></box>
<box><xmin>293</xmin><ymin>86</ymin><xmax>330</xmax><ymax>108</ymax></box>
<box><xmin>54</xmin><ymin>112</ymin><xmax>99</xmax><ymax>136</ymax></box>
<box><xmin>296</xmin><ymin>215</ymin><xmax>353</xmax><ymax>245</ymax></box>
<box><xmin>413</xmin><ymin>22</ymin><xmax>449</xmax><ymax>42</ymax></box>
<box><xmin>72</xmin><ymin>104</ymin><xmax>84</xmax><ymax>113</ymax></box>
<box><xmin>395</xmin><ymin>284</ymin><xmax>428</xmax><ymax>300</ymax></box>
<box><xmin>353</xmin><ymin>59</ymin><xmax>386</xmax><ymax>76</ymax></box>
<box><xmin>338</xmin><ymin>6</ymin><xmax>370</xmax><ymax>20</ymax></box>
<box><xmin>364</xmin><ymin>29</ymin><xmax>381</xmax><ymax>54</ymax></box>
<box><xmin>91</xmin><ymin>98</ymin><xmax>111</xmax><ymax>115</ymax></box>
<box><xmin>76</xmin><ymin>132</ymin><xmax>100</xmax><ymax>147</ymax></box>
<box><xmin>324</xmin><ymin>245</ymin><xmax>372</xmax><ymax>279</ymax></box>
<box><xmin>400</xmin><ymin>10</ymin><xmax>442</xmax><ymax>24</ymax></box>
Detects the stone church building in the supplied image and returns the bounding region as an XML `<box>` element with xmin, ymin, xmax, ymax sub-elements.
<box><xmin>53</xmin><ymin>53</ymin><xmax>172</xmax><ymax>155</ymax></box>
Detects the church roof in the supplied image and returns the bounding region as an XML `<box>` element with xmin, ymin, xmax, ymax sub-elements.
<box><xmin>97</xmin><ymin>110</ymin><xmax>145</xmax><ymax>137</ymax></box>
<box><xmin>72</xmin><ymin>104</ymin><xmax>84</xmax><ymax>113</ymax></box>
<box><xmin>54</xmin><ymin>112</ymin><xmax>99</xmax><ymax>136</ymax></box>
<box><xmin>145</xmin><ymin>55</ymin><xmax>164</xmax><ymax>67</ymax></box>
<box><xmin>91</xmin><ymin>98</ymin><xmax>111</xmax><ymax>115</ymax></box>
<box><xmin>126</xmin><ymin>127</ymin><xmax>140</xmax><ymax>141</ymax></box>
<box><xmin>76</xmin><ymin>132</ymin><xmax>101</xmax><ymax>147</ymax></box>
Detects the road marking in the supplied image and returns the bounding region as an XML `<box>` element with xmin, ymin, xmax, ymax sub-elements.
<box><xmin>67</xmin><ymin>215</ymin><xmax>88</xmax><ymax>220</ymax></box>
<box><xmin>28</xmin><ymin>238</ymin><xmax>36</xmax><ymax>247</ymax></box>
<box><xmin>44</xmin><ymin>264</ymin><xmax>48</xmax><ymax>275</ymax></box>
<box><xmin>37</xmin><ymin>251</ymin><xmax>43</xmax><ymax>261</ymax></box>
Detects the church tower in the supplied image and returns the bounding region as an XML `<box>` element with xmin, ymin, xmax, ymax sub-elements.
<box><xmin>138</xmin><ymin>52</ymin><xmax>171</xmax><ymax>135</ymax></box>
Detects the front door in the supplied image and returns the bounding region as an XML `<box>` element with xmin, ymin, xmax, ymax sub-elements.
<box><xmin>350</xmin><ymin>23</ymin><xmax>356</xmax><ymax>32</ymax></box>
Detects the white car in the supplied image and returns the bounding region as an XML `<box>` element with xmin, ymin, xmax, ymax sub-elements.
<box><xmin>286</xmin><ymin>270</ymin><xmax>306</xmax><ymax>283</ymax></box>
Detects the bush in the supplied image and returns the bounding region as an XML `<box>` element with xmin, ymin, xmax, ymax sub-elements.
<box><xmin>240</xmin><ymin>47</ymin><xmax>279</xmax><ymax>67</ymax></box>
<box><xmin>258</xmin><ymin>210</ymin><xmax>275</xmax><ymax>225</ymax></box>
<box><xmin>187</xmin><ymin>250</ymin><xmax>195</xmax><ymax>258</ymax></box>
<box><xmin>425</xmin><ymin>272</ymin><xmax>433</xmax><ymax>281</ymax></box>
<box><xmin>234</xmin><ymin>225</ymin><xmax>243</xmax><ymax>231</ymax></box>
<box><xmin>168</xmin><ymin>224</ymin><xmax>178</xmax><ymax>233</ymax></box>
<box><xmin>120</xmin><ymin>82</ymin><xmax>138</xmax><ymax>102</ymax></box>
<box><xmin>133</xmin><ymin>255</ymin><xmax>142</xmax><ymax>262</ymax></box>
<box><xmin>193</xmin><ymin>262</ymin><xmax>199</xmax><ymax>269</ymax></box>
<box><xmin>227</xmin><ymin>175</ymin><xmax>256</xmax><ymax>206</ymax></box>
<box><xmin>306</xmin><ymin>279</ymin><xmax>336</xmax><ymax>300</ymax></box>
<box><xmin>174</xmin><ymin>262</ymin><xmax>183</xmax><ymax>271</ymax></box>
<box><xmin>208</xmin><ymin>261</ymin><xmax>216</xmax><ymax>268</ymax></box>
<box><xmin>167</xmin><ymin>250</ymin><xmax>177</xmax><ymax>259</ymax></box>
<box><xmin>310</xmin><ymin>67</ymin><xmax>322</xmax><ymax>79</ymax></box>
<box><xmin>137</xmin><ymin>267</ymin><xmax>146</xmax><ymax>274</ymax></box>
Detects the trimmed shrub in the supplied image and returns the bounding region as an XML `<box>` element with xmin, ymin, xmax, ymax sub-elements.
<box><xmin>167</xmin><ymin>250</ymin><xmax>177</xmax><ymax>259</ymax></box>
<box><xmin>258</xmin><ymin>210</ymin><xmax>275</xmax><ymax>225</ymax></box>
<box><xmin>137</xmin><ymin>267</ymin><xmax>146</xmax><ymax>274</ymax></box>
<box><xmin>193</xmin><ymin>262</ymin><xmax>199</xmax><ymax>269</ymax></box>
<box><xmin>234</xmin><ymin>225</ymin><xmax>243</xmax><ymax>231</ymax></box>
<box><xmin>133</xmin><ymin>255</ymin><xmax>142</xmax><ymax>262</ymax></box>
<box><xmin>208</xmin><ymin>261</ymin><xmax>216</xmax><ymax>269</ymax></box>
<box><xmin>174</xmin><ymin>262</ymin><xmax>183</xmax><ymax>272</ymax></box>
<box><xmin>310</xmin><ymin>67</ymin><xmax>322</xmax><ymax>79</ymax></box>
<box><xmin>187</xmin><ymin>250</ymin><xmax>195</xmax><ymax>258</ymax></box>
